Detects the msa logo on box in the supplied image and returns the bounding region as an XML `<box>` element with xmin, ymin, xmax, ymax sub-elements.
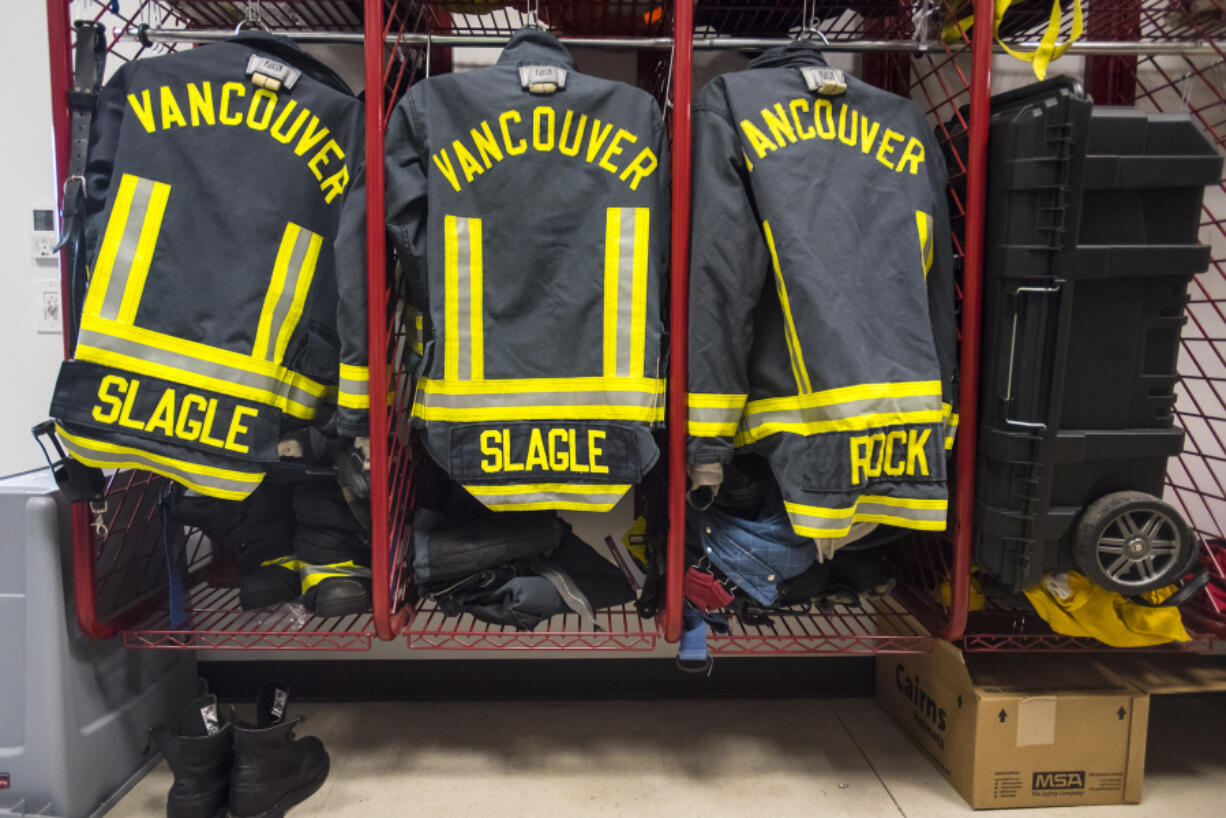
<box><xmin>1033</xmin><ymin>771</ymin><xmax>1085</xmax><ymax>790</ymax></box>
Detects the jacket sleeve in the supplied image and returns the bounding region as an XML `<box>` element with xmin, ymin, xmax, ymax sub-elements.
<box><xmin>384</xmin><ymin>93</ymin><xmax>430</xmax><ymax>373</ymax></box>
<box><xmin>686</xmin><ymin>100</ymin><xmax>770</xmax><ymax>466</ymax></box>
<box><xmin>334</xmin><ymin>155</ymin><xmax>370</xmax><ymax>438</ymax></box>
<box><xmin>926</xmin><ymin>143</ymin><xmax>959</xmax><ymax>452</ymax></box>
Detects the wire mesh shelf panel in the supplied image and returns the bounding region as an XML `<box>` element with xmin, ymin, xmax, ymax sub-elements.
<box><xmin>988</xmin><ymin>0</ymin><xmax>1226</xmax><ymax>47</ymax></box>
<box><xmin>962</xmin><ymin>2</ymin><xmax>1226</xmax><ymax>650</ymax></box>
<box><xmin>691</xmin><ymin>0</ymin><xmax>915</xmax><ymax>41</ymax></box>
<box><xmin>708</xmin><ymin>594</ymin><xmax>935</xmax><ymax>655</ymax></box>
<box><xmin>407</xmin><ymin>602</ymin><xmax>658</xmax><ymax>649</ymax></box>
<box><xmin>122</xmin><ymin>585</ymin><xmax>376</xmax><ymax>649</ymax></box>
<box><xmin>160</xmin><ymin>0</ymin><xmax>365</xmax><ymax>30</ymax></box>
<box><xmin>406</xmin><ymin>1</ymin><xmax>674</xmax><ymax>37</ymax></box>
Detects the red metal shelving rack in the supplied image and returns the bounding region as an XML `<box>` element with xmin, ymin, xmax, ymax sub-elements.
<box><xmin>959</xmin><ymin>0</ymin><xmax>1226</xmax><ymax>653</ymax></box>
<box><xmin>45</xmin><ymin>0</ymin><xmax>995</xmax><ymax>655</ymax></box>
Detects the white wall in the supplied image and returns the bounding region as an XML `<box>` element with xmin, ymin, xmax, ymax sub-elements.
<box><xmin>0</xmin><ymin>4</ymin><xmax>69</xmax><ymax>477</ymax></box>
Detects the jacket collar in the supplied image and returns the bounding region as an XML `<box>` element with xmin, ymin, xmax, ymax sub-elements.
<box><xmin>228</xmin><ymin>30</ymin><xmax>354</xmax><ymax>96</ymax></box>
<box><xmin>497</xmin><ymin>27</ymin><xmax>576</xmax><ymax>68</ymax></box>
<box><xmin>748</xmin><ymin>40</ymin><xmax>829</xmax><ymax>70</ymax></box>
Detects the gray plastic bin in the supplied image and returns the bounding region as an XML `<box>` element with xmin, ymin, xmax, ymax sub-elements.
<box><xmin>0</xmin><ymin>469</ymin><xmax>196</xmax><ymax>817</ymax></box>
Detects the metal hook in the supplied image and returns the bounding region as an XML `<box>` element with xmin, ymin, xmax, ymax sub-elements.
<box><xmin>235</xmin><ymin>0</ymin><xmax>271</xmax><ymax>34</ymax></box>
<box><xmin>525</xmin><ymin>0</ymin><xmax>543</xmax><ymax>30</ymax></box>
<box><xmin>425</xmin><ymin>33</ymin><xmax>432</xmax><ymax>80</ymax></box>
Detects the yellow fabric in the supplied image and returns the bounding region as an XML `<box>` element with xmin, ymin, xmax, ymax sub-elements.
<box><xmin>941</xmin><ymin>0</ymin><xmax>1083</xmax><ymax>81</ymax></box>
<box><xmin>937</xmin><ymin>573</ymin><xmax>985</xmax><ymax>611</ymax></box>
<box><xmin>1023</xmin><ymin>571</ymin><xmax>1191</xmax><ymax>648</ymax></box>
<box><xmin>621</xmin><ymin>515</ymin><xmax>648</xmax><ymax>563</ymax></box>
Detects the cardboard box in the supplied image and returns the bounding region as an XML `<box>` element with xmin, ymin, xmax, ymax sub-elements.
<box><xmin>876</xmin><ymin>642</ymin><xmax>1149</xmax><ymax>808</ymax></box>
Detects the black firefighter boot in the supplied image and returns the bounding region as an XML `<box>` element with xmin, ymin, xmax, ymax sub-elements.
<box><xmin>151</xmin><ymin>689</ymin><xmax>232</xmax><ymax>818</ymax></box>
<box><xmin>229</xmin><ymin>681</ymin><xmax>330</xmax><ymax>818</ymax></box>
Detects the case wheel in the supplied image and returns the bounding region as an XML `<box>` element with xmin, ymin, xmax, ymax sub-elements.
<box><xmin>1073</xmin><ymin>491</ymin><xmax>1194</xmax><ymax>594</ymax></box>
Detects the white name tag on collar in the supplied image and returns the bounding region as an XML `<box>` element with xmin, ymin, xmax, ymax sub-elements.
<box><xmin>800</xmin><ymin>66</ymin><xmax>847</xmax><ymax>96</ymax></box>
<box><xmin>247</xmin><ymin>55</ymin><xmax>302</xmax><ymax>92</ymax></box>
<box><xmin>520</xmin><ymin>65</ymin><xmax>567</xmax><ymax>94</ymax></box>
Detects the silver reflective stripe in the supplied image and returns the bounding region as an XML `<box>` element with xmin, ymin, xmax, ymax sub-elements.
<box><xmin>338</xmin><ymin>371</ymin><xmax>368</xmax><ymax>403</ymax></box>
<box><xmin>258</xmin><ymin>225</ymin><xmax>317</xmax><ymax>363</ymax></box>
<box><xmin>75</xmin><ymin>327</ymin><xmax>325</xmax><ymax>413</ymax></box>
<box><xmin>99</xmin><ymin>177</ymin><xmax>157</xmax><ymax>321</ymax></box>
<box><xmin>301</xmin><ymin>564</ymin><xmax>372</xmax><ymax>579</ymax></box>
<box><xmin>740</xmin><ymin>393</ymin><xmax>941</xmax><ymax>434</ymax></box>
<box><xmin>455</xmin><ymin>217</ymin><xmax>473</xmax><ymax>381</ymax></box>
<box><xmin>786</xmin><ymin>500</ymin><xmax>947</xmax><ymax>532</ymax></box>
<box><xmin>615</xmin><ymin>208</ymin><xmax>636</xmax><ymax>377</ymax></box>
<box><xmin>688</xmin><ymin>405</ymin><xmax>743</xmax><ymax>426</ymax></box>
<box><xmin>465</xmin><ymin>485</ymin><xmax>630</xmax><ymax>510</ymax></box>
<box><xmin>58</xmin><ymin>431</ymin><xmax>262</xmax><ymax>500</ymax></box>
<box><xmin>415</xmin><ymin>387</ymin><xmax>661</xmax><ymax>410</ymax></box>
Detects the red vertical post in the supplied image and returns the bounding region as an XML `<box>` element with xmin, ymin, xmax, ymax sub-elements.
<box><xmin>47</xmin><ymin>0</ymin><xmax>114</xmax><ymax>640</ymax></box>
<box><xmin>365</xmin><ymin>0</ymin><xmax>395</xmax><ymax>641</ymax></box>
<box><xmin>665</xmin><ymin>1</ymin><xmax>693</xmax><ymax>644</ymax></box>
<box><xmin>942</xmin><ymin>0</ymin><xmax>993</xmax><ymax>643</ymax></box>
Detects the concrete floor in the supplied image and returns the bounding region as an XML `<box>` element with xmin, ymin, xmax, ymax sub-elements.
<box><xmin>116</xmin><ymin>694</ymin><xmax>1225</xmax><ymax>817</ymax></box>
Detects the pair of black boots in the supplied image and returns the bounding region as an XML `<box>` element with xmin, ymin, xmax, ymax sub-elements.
<box><xmin>153</xmin><ymin>682</ymin><xmax>329</xmax><ymax>818</ymax></box>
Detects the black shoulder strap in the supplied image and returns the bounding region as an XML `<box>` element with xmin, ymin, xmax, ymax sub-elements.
<box><xmin>57</xmin><ymin>20</ymin><xmax>107</xmax><ymax>350</ymax></box>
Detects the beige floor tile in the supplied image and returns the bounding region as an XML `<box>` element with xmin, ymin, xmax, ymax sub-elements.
<box><xmin>115</xmin><ymin>694</ymin><xmax>1226</xmax><ymax>818</ymax></box>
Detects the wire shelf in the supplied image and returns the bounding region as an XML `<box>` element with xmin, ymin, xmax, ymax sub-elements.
<box><xmin>161</xmin><ymin>0</ymin><xmax>365</xmax><ymax>30</ymax></box>
<box><xmin>708</xmin><ymin>593</ymin><xmax>936</xmax><ymax>654</ymax></box>
<box><xmin>406</xmin><ymin>1</ymin><xmax>674</xmax><ymax>37</ymax></box>
<box><xmin>406</xmin><ymin>601</ymin><xmax>659</xmax><ymax>649</ymax></box>
<box><xmin>121</xmin><ymin>584</ymin><xmax>376</xmax><ymax>649</ymax></box>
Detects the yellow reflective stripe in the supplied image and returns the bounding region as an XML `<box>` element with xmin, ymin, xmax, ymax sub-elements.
<box><xmin>84</xmin><ymin>174</ymin><xmax>138</xmax><ymax>319</ymax></box>
<box><xmin>273</xmin><ymin>230</ymin><xmax>322</xmax><ymax>365</ymax></box>
<box><xmin>735</xmin><ymin>410</ymin><xmax>945</xmax><ymax>445</ymax></box>
<box><xmin>763</xmin><ymin>220</ymin><xmax>812</xmax><ymax>395</ymax></box>
<box><xmin>629</xmin><ymin>207</ymin><xmax>650</xmax><ymax>377</ymax></box>
<box><xmin>943</xmin><ymin>404</ymin><xmax>959</xmax><ymax>450</ymax></box>
<box><xmin>254</xmin><ymin>225</ymin><xmax>299</xmax><ymax>360</ymax></box>
<box><xmin>300</xmin><ymin>560</ymin><xmax>371</xmax><ymax>592</ymax></box>
<box><xmin>916</xmin><ymin>209</ymin><xmax>933</xmax><ymax>279</ymax></box>
<box><xmin>75</xmin><ymin>343</ymin><xmax>321</xmax><ymax>420</ymax></box>
<box><xmin>418</xmin><ymin>376</ymin><xmax>665</xmax><ymax>396</ymax></box>
<box><xmin>787</xmin><ymin>494</ymin><xmax>947</xmax><ymax>512</ymax></box>
<box><xmin>689</xmin><ymin>420</ymin><xmax>740</xmax><ymax>437</ymax></box>
<box><xmin>785</xmin><ymin>494</ymin><xmax>948</xmax><ymax>537</ymax></box>
<box><xmin>688</xmin><ymin>393</ymin><xmax>747</xmax><ymax>409</ymax></box>
<box><xmin>744</xmin><ymin>381</ymin><xmax>942</xmax><ymax>415</ymax></box>
<box><xmin>793</xmin><ymin>519</ymin><xmax>947</xmax><ymax>537</ymax></box>
<box><xmin>469</xmin><ymin>482</ymin><xmax>632</xmax><ymax>496</ymax></box>
<box><xmin>603</xmin><ymin>208</ymin><xmax>621</xmax><ymax>377</ymax></box>
<box><xmin>444</xmin><ymin>215</ymin><xmax>460</xmax><ymax>381</ymax></box>
<box><xmin>414</xmin><ymin>313</ymin><xmax>424</xmax><ymax>355</ymax></box>
<box><xmin>115</xmin><ymin>179</ymin><xmax>170</xmax><ymax>325</ymax></box>
<box><xmin>80</xmin><ymin>315</ymin><xmax>330</xmax><ymax>396</ymax></box>
<box><xmin>485</xmin><ymin>500</ymin><xmax>621</xmax><ymax>512</ymax></box>
<box><xmin>337</xmin><ymin>363</ymin><xmax>370</xmax><ymax>410</ymax></box>
<box><xmin>56</xmin><ymin>424</ymin><xmax>263</xmax><ymax>501</ymax></box>
<box><xmin>260</xmin><ymin>556</ymin><xmax>304</xmax><ymax>571</ymax></box>
<box><xmin>412</xmin><ymin>403</ymin><xmax>664</xmax><ymax>423</ymax></box>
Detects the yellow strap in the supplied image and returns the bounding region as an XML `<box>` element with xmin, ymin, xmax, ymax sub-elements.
<box><xmin>994</xmin><ymin>0</ymin><xmax>1084</xmax><ymax>81</ymax></box>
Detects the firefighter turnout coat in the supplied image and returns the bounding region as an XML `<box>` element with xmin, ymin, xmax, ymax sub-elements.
<box><xmin>50</xmin><ymin>32</ymin><xmax>368</xmax><ymax>501</ymax></box>
<box><xmin>386</xmin><ymin>28</ymin><xmax>669</xmax><ymax>513</ymax></box>
<box><xmin>687</xmin><ymin>42</ymin><xmax>958</xmax><ymax>538</ymax></box>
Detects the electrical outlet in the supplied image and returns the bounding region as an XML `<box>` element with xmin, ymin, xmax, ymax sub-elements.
<box><xmin>34</xmin><ymin>280</ymin><xmax>62</xmax><ymax>334</ymax></box>
<box><xmin>32</xmin><ymin>232</ymin><xmax>58</xmax><ymax>259</ymax></box>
